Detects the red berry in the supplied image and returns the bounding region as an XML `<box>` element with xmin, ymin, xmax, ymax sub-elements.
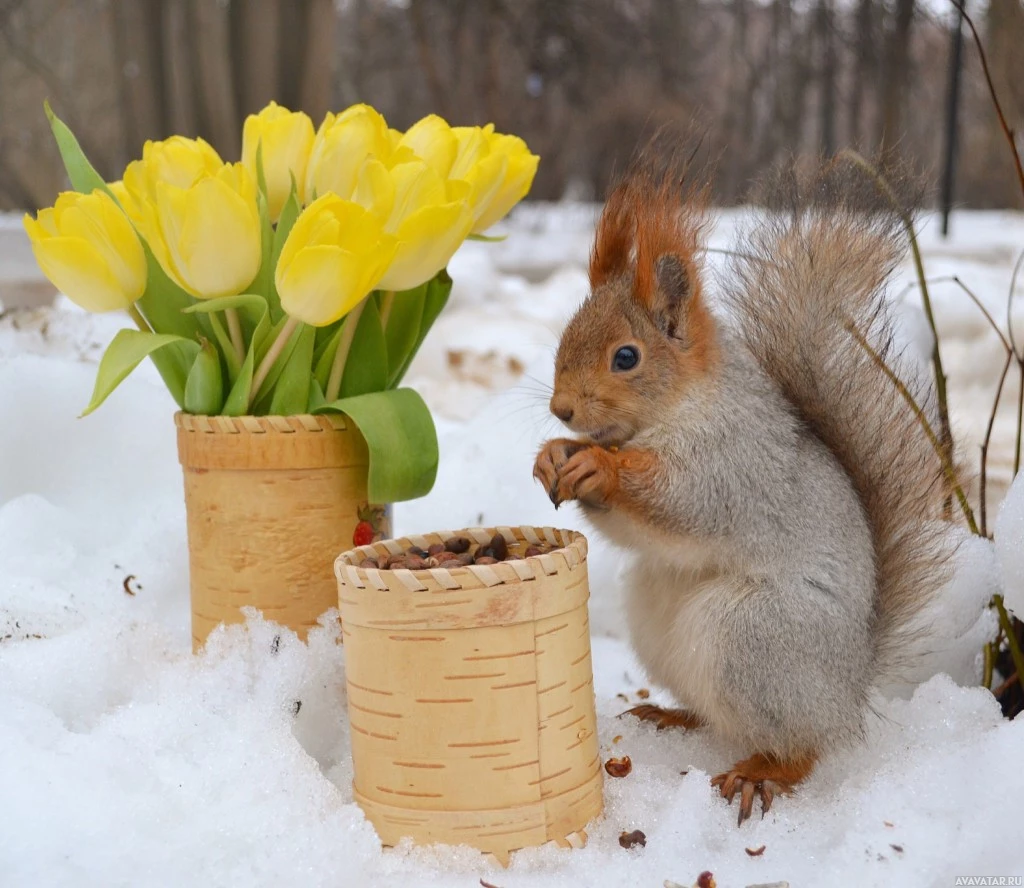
<box><xmin>353</xmin><ymin>521</ymin><xmax>375</xmax><ymax>547</ymax></box>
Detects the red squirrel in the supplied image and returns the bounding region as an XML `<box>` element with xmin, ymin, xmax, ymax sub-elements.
<box><xmin>534</xmin><ymin>159</ymin><xmax>952</xmax><ymax>823</ymax></box>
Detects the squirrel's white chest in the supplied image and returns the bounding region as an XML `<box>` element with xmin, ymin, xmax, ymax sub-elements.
<box><xmin>623</xmin><ymin>556</ymin><xmax>726</xmax><ymax>722</ymax></box>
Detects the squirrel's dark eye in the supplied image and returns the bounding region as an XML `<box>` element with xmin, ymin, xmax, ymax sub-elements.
<box><xmin>612</xmin><ymin>345</ymin><xmax>640</xmax><ymax>372</ymax></box>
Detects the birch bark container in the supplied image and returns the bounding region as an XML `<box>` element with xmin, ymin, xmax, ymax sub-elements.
<box><xmin>176</xmin><ymin>412</ymin><xmax>390</xmax><ymax>650</ymax></box>
<box><xmin>335</xmin><ymin>526</ymin><xmax>603</xmax><ymax>865</ymax></box>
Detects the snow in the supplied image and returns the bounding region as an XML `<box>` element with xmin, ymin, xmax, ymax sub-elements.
<box><xmin>996</xmin><ymin>474</ymin><xmax>1024</xmax><ymax>618</ymax></box>
<box><xmin>1</xmin><ymin>205</ymin><xmax>1023</xmax><ymax>887</ymax></box>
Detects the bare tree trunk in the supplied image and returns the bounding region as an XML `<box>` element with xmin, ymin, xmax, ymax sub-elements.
<box><xmin>847</xmin><ymin>0</ymin><xmax>874</xmax><ymax>147</ymax></box>
<box><xmin>192</xmin><ymin>0</ymin><xmax>240</xmax><ymax>157</ymax></box>
<box><xmin>162</xmin><ymin>0</ymin><xmax>198</xmax><ymax>136</ymax></box>
<box><xmin>110</xmin><ymin>0</ymin><xmax>165</xmax><ymax>163</ymax></box>
<box><xmin>298</xmin><ymin>0</ymin><xmax>338</xmax><ymax>123</ymax></box>
<box><xmin>409</xmin><ymin>0</ymin><xmax>452</xmax><ymax>120</ymax></box>
<box><xmin>878</xmin><ymin>0</ymin><xmax>914</xmax><ymax>161</ymax></box>
<box><xmin>817</xmin><ymin>0</ymin><xmax>836</xmax><ymax>155</ymax></box>
<box><xmin>278</xmin><ymin>0</ymin><xmax>311</xmax><ymax>110</ymax></box>
<box><xmin>235</xmin><ymin>0</ymin><xmax>281</xmax><ymax>116</ymax></box>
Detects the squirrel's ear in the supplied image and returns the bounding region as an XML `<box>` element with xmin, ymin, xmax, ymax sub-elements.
<box><xmin>650</xmin><ymin>254</ymin><xmax>692</xmax><ymax>342</ymax></box>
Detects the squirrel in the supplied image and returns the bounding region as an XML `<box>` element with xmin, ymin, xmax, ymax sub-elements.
<box><xmin>533</xmin><ymin>158</ymin><xmax>953</xmax><ymax>824</ymax></box>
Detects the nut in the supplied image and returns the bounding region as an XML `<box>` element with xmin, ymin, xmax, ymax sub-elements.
<box><xmin>358</xmin><ymin>558</ymin><xmax>377</xmax><ymax>569</ymax></box>
<box><xmin>457</xmin><ymin>552</ymin><xmax>475</xmax><ymax>566</ymax></box>
<box><xmin>427</xmin><ymin>543</ymin><xmax>445</xmax><ymax>556</ymax></box>
<box><xmin>604</xmin><ymin>756</ymin><xmax>632</xmax><ymax>778</ymax></box>
<box><xmin>618</xmin><ymin>829</ymin><xmax>646</xmax><ymax>849</ymax></box>
<box><xmin>444</xmin><ymin>536</ymin><xmax>471</xmax><ymax>554</ymax></box>
<box><xmin>489</xmin><ymin>532</ymin><xmax>509</xmax><ymax>561</ymax></box>
<box><xmin>524</xmin><ymin>546</ymin><xmax>544</xmax><ymax>557</ymax></box>
<box><xmin>696</xmin><ymin>872</ymin><xmax>716</xmax><ymax>888</ymax></box>
<box><xmin>386</xmin><ymin>554</ymin><xmax>407</xmax><ymax>568</ymax></box>
<box><xmin>405</xmin><ymin>555</ymin><xmax>428</xmax><ymax>570</ymax></box>
<box><xmin>474</xmin><ymin>556</ymin><xmax>498</xmax><ymax>565</ymax></box>
<box><xmin>406</xmin><ymin>546</ymin><xmax>429</xmax><ymax>559</ymax></box>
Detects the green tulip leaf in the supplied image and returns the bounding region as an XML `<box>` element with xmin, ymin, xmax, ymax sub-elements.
<box><xmin>316</xmin><ymin>388</ymin><xmax>438</xmax><ymax>502</ymax></box>
<box><xmin>184</xmin><ymin>292</ymin><xmax>268</xmax><ymax>336</ymax></box>
<box><xmin>269</xmin><ymin>185</ymin><xmax>301</xmax><ymax>323</ymax></box>
<box><xmin>203</xmin><ymin>311</ymin><xmax>242</xmax><ymax>382</ymax></box>
<box><xmin>339</xmin><ymin>297</ymin><xmax>388</xmax><ymax>398</ymax></box>
<box><xmin>44</xmin><ymin>101</ymin><xmax>110</xmax><ymax>196</ymax></box>
<box><xmin>222</xmin><ymin>341</ymin><xmax>255</xmax><ymax>417</ymax></box>
<box><xmin>313</xmin><ymin>324</ymin><xmax>344</xmax><ymax>391</ymax></box>
<box><xmin>308</xmin><ymin>377</ymin><xmax>327</xmax><ymax>413</ymax></box>
<box><xmin>390</xmin><ymin>270</ymin><xmax>453</xmax><ymax>387</ymax></box>
<box><xmin>268</xmin><ymin>323</ymin><xmax>314</xmax><ymax>415</ymax></box>
<box><xmin>381</xmin><ymin>282</ymin><xmax>427</xmax><ymax>386</ymax></box>
<box><xmin>183</xmin><ymin>338</ymin><xmax>225</xmax><ymax>415</ymax></box>
<box><xmin>83</xmin><ymin>329</ymin><xmax>200</xmax><ymax>417</ymax></box>
<box><xmin>251</xmin><ymin>315</ymin><xmax>303</xmax><ymax>410</ymax></box>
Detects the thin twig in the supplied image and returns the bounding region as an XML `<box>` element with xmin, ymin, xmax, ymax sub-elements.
<box><xmin>992</xmin><ymin>670</ymin><xmax>1019</xmax><ymax>699</ymax></box>
<box><xmin>983</xmin><ymin>641</ymin><xmax>995</xmax><ymax>691</ymax></box>
<box><xmin>980</xmin><ymin>352</ymin><xmax>1012</xmax><ymax>537</ymax></box>
<box><xmin>951</xmin><ymin>277</ymin><xmax>1013</xmax><ymax>353</ymax></box>
<box><xmin>952</xmin><ymin>0</ymin><xmax>1024</xmax><ymax>203</ymax></box>
<box><xmin>839</xmin><ymin>149</ymin><xmax>956</xmax><ymax>516</ymax></box>
<box><xmin>994</xmin><ymin>595</ymin><xmax>1024</xmax><ymax>696</ymax></box>
<box><xmin>845</xmin><ymin>320</ymin><xmax>978</xmax><ymax>534</ymax></box>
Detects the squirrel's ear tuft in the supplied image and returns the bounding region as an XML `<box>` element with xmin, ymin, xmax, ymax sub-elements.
<box><xmin>650</xmin><ymin>254</ymin><xmax>691</xmax><ymax>340</ymax></box>
<box><xmin>589</xmin><ymin>181</ymin><xmax>634</xmax><ymax>287</ymax></box>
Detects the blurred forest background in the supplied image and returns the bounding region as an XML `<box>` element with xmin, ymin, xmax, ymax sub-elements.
<box><xmin>1</xmin><ymin>0</ymin><xmax>1022</xmax><ymax>212</ymax></box>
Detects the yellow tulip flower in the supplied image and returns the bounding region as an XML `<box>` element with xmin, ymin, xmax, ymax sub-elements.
<box><xmin>304</xmin><ymin>104</ymin><xmax>395</xmax><ymax>203</ymax></box>
<box><xmin>355</xmin><ymin>158</ymin><xmax>473</xmax><ymax>292</ymax></box>
<box><xmin>123</xmin><ymin>135</ymin><xmax>223</xmax><ymax>194</ymax></box>
<box><xmin>466</xmin><ymin>128</ymin><xmax>539</xmax><ymax>233</ymax></box>
<box><xmin>275</xmin><ymin>194</ymin><xmax>397</xmax><ymax>327</ymax></box>
<box><xmin>397</xmin><ymin>114</ymin><xmax>458</xmax><ymax>178</ymax></box>
<box><xmin>241</xmin><ymin>101</ymin><xmax>315</xmax><ymax>220</ymax></box>
<box><xmin>23</xmin><ymin>189</ymin><xmax>147</xmax><ymax>313</ymax></box>
<box><xmin>119</xmin><ymin>134</ymin><xmax>226</xmax><ymax>236</ymax></box>
<box><xmin>142</xmin><ymin>163</ymin><xmax>262</xmax><ymax>299</ymax></box>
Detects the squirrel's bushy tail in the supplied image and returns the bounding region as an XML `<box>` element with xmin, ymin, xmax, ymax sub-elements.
<box><xmin>722</xmin><ymin>160</ymin><xmax>954</xmax><ymax>679</ymax></box>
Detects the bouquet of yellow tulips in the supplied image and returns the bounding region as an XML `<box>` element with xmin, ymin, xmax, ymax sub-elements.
<box><xmin>24</xmin><ymin>102</ymin><xmax>538</xmax><ymax>503</ymax></box>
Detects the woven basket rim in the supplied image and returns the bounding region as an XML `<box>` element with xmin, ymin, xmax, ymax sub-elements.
<box><xmin>174</xmin><ymin>412</ymin><xmax>349</xmax><ymax>435</ymax></box>
<box><xmin>335</xmin><ymin>525</ymin><xmax>588</xmax><ymax>593</ymax></box>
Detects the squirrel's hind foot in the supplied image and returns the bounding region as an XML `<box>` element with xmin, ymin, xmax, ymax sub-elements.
<box><xmin>711</xmin><ymin>752</ymin><xmax>816</xmax><ymax>825</ymax></box>
<box><xmin>622</xmin><ymin>703</ymin><xmax>705</xmax><ymax>731</ymax></box>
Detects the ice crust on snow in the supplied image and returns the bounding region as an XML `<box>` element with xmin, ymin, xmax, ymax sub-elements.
<box><xmin>1</xmin><ymin>207</ymin><xmax>1022</xmax><ymax>886</ymax></box>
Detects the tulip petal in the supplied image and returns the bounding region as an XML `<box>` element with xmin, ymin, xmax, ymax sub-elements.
<box><xmin>379</xmin><ymin>201</ymin><xmax>472</xmax><ymax>291</ymax></box>
<box><xmin>30</xmin><ymin>236</ymin><xmax>131</xmax><ymax>313</ymax></box>
<box><xmin>278</xmin><ymin>245</ymin><xmax>372</xmax><ymax>327</ymax></box>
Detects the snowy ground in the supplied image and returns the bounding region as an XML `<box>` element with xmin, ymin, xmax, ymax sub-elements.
<box><xmin>1</xmin><ymin>205</ymin><xmax>1023</xmax><ymax>887</ymax></box>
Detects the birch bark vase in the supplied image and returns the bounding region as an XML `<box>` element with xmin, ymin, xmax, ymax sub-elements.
<box><xmin>176</xmin><ymin>412</ymin><xmax>391</xmax><ymax>650</ymax></box>
<box><xmin>335</xmin><ymin>526</ymin><xmax>603</xmax><ymax>866</ymax></box>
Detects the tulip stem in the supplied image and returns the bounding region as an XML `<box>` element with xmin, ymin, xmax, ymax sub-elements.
<box><xmin>326</xmin><ymin>298</ymin><xmax>368</xmax><ymax>402</ymax></box>
<box><xmin>225</xmin><ymin>308</ymin><xmax>246</xmax><ymax>364</ymax></box>
<box><xmin>378</xmin><ymin>291</ymin><xmax>396</xmax><ymax>330</ymax></box>
<box><xmin>128</xmin><ymin>305</ymin><xmax>152</xmax><ymax>334</ymax></box>
<box><xmin>250</xmin><ymin>315</ymin><xmax>300</xmax><ymax>408</ymax></box>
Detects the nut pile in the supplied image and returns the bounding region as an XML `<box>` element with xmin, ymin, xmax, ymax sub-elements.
<box><xmin>358</xmin><ymin>533</ymin><xmax>557</xmax><ymax>571</ymax></box>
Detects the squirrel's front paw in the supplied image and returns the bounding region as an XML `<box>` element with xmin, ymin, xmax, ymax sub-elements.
<box><xmin>533</xmin><ymin>439</ymin><xmax>617</xmax><ymax>509</ymax></box>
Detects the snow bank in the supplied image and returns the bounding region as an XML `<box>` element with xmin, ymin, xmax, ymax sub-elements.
<box><xmin>1</xmin><ymin>207</ymin><xmax>1021</xmax><ymax>887</ymax></box>
<box><xmin>996</xmin><ymin>473</ymin><xmax>1024</xmax><ymax>618</ymax></box>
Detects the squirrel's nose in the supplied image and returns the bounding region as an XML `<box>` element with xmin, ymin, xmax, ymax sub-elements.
<box><xmin>550</xmin><ymin>396</ymin><xmax>574</xmax><ymax>423</ymax></box>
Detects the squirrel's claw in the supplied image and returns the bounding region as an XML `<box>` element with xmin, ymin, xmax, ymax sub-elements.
<box><xmin>622</xmin><ymin>703</ymin><xmax>704</xmax><ymax>731</ymax></box>
<box><xmin>710</xmin><ymin>752</ymin><xmax>815</xmax><ymax>826</ymax></box>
